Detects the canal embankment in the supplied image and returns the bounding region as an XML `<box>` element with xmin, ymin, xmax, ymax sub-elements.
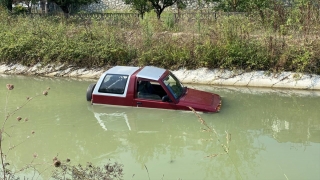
<box><xmin>1</xmin><ymin>63</ymin><xmax>320</xmax><ymax>90</ymax></box>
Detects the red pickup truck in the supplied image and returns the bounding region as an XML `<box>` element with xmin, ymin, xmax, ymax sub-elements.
<box><xmin>86</xmin><ymin>66</ymin><xmax>221</xmax><ymax>113</ymax></box>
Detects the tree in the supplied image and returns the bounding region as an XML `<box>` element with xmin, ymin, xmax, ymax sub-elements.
<box><xmin>125</xmin><ymin>0</ymin><xmax>183</xmax><ymax>20</ymax></box>
<box><xmin>124</xmin><ymin>0</ymin><xmax>153</xmax><ymax>19</ymax></box>
<box><xmin>209</xmin><ymin>0</ymin><xmax>242</xmax><ymax>12</ymax></box>
<box><xmin>209</xmin><ymin>0</ymin><xmax>272</xmax><ymax>23</ymax></box>
<box><xmin>176</xmin><ymin>0</ymin><xmax>186</xmax><ymax>18</ymax></box>
<box><xmin>209</xmin><ymin>0</ymin><xmax>271</xmax><ymax>12</ymax></box>
<box><xmin>149</xmin><ymin>0</ymin><xmax>179</xmax><ymax>19</ymax></box>
<box><xmin>244</xmin><ymin>0</ymin><xmax>272</xmax><ymax>23</ymax></box>
<box><xmin>0</xmin><ymin>0</ymin><xmax>13</xmax><ymax>12</ymax></box>
<box><xmin>48</xmin><ymin>0</ymin><xmax>98</xmax><ymax>15</ymax></box>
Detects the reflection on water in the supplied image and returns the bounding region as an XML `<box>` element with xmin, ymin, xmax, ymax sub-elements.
<box><xmin>0</xmin><ymin>75</ymin><xmax>319</xmax><ymax>179</ymax></box>
<box><xmin>93</xmin><ymin>109</ymin><xmax>131</xmax><ymax>131</ymax></box>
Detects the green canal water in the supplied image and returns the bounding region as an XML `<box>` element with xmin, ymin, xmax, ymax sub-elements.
<box><xmin>0</xmin><ymin>75</ymin><xmax>319</xmax><ymax>180</ymax></box>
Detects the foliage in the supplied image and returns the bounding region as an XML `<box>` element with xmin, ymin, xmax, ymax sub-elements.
<box><xmin>125</xmin><ymin>0</ymin><xmax>185</xmax><ymax>20</ymax></box>
<box><xmin>1</xmin><ymin>5</ymin><xmax>320</xmax><ymax>75</ymax></box>
<box><xmin>52</xmin><ymin>159</ymin><xmax>123</xmax><ymax>180</ymax></box>
<box><xmin>124</xmin><ymin>0</ymin><xmax>153</xmax><ymax>19</ymax></box>
<box><xmin>209</xmin><ymin>0</ymin><xmax>251</xmax><ymax>12</ymax></box>
<box><xmin>0</xmin><ymin>0</ymin><xmax>5</xmax><ymax>9</ymax></box>
<box><xmin>12</xmin><ymin>4</ymin><xmax>27</xmax><ymax>14</ymax></box>
<box><xmin>193</xmin><ymin>39</ymin><xmax>270</xmax><ymax>70</ymax></box>
<box><xmin>164</xmin><ymin>13</ymin><xmax>175</xmax><ymax>30</ymax></box>
<box><xmin>0</xmin><ymin>15</ymin><xmax>137</xmax><ymax>67</ymax></box>
<box><xmin>209</xmin><ymin>0</ymin><xmax>237</xmax><ymax>12</ymax></box>
<box><xmin>210</xmin><ymin>0</ymin><xmax>272</xmax><ymax>24</ymax></box>
<box><xmin>0</xmin><ymin>0</ymin><xmax>12</xmax><ymax>11</ymax></box>
<box><xmin>0</xmin><ymin>5</ymin><xmax>7</xmax><ymax>14</ymax></box>
<box><xmin>149</xmin><ymin>0</ymin><xmax>180</xmax><ymax>19</ymax></box>
<box><xmin>139</xmin><ymin>43</ymin><xmax>190</xmax><ymax>69</ymax></box>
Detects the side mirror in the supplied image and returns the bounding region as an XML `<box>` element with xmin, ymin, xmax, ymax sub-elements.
<box><xmin>162</xmin><ymin>95</ymin><xmax>170</xmax><ymax>102</ymax></box>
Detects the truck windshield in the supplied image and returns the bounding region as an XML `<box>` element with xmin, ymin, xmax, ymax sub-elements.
<box><xmin>163</xmin><ymin>72</ymin><xmax>185</xmax><ymax>99</ymax></box>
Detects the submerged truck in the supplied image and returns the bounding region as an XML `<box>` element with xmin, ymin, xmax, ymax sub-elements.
<box><xmin>86</xmin><ymin>66</ymin><xmax>221</xmax><ymax>113</ymax></box>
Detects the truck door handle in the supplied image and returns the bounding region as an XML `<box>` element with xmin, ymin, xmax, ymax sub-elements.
<box><xmin>137</xmin><ymin>102</ymin><xmax>142</xmax><ymax>107</ymax></box>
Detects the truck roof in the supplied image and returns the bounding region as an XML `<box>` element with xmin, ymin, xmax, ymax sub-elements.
<box><xmin>106</xmin><ymin>66</ymin><xmax>140</xmax><ymax>75</ymax></box>
<box><xmin>106</xmin><ymin>66</ymin><xmax>167</xmax><ymax>81</ymax></box>
<box><xmin>136</xmin><ymin>66</ymin><xmax>166</xmax><ymax>81</ymax></box>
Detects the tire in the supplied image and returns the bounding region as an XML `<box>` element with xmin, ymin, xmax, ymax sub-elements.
<box><xmin>86</xmin><ymin>83</ymin><xmax>96</xmax><ymax>101</ymax></box>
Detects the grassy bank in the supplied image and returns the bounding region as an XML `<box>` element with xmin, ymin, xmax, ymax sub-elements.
<box><xmin>0</xmin><ymin>7</ymin><xmax>320</xmax><ymax>75</ymax></box>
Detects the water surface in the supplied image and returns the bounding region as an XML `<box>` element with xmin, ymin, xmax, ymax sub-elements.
<box><xmin>0</xmin><ymin>75</ymin><xmax>319</xmax><ymax>180</ymax></box>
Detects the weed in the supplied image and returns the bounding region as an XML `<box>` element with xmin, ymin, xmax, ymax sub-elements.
<box><xmin>0</xmin><ymin>84</ymin><xmax>124</xmax><ymax>179</ymax></box>
<box><xmin>51</xmin><ymin>157</ymin><xmax>123</xmax><ymax>180</ymax></box>
<box><xmin>0</xmin><ymin>84</ymin><xmax>50</xmax><ymax>179</ymax></box>
<box><xmin>1</xmin><ymin>6</ymin><xmax>320</xmax><ymax>74</ymax></box>
<box><xmin>189</xmin><ymin>107</ymin><xmax>242</xmax><ymax>179</ymax></box>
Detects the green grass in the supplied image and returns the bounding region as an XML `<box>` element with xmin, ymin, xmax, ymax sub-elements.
<box><xmin>0</xmin><ymin>7</ymin><xmax>319</xmax><ymax>74</ymax></box>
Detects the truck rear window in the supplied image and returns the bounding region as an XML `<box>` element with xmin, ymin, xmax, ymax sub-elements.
<box><xmin>98</xmin><ymin>74</ymin><xmax>128</xmax><ymax>94</ymax></box>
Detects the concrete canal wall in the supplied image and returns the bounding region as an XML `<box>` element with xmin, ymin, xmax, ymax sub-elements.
<box><xmin>1</xmin><ymin>63</ymin><xmax>320</xmax><ymax>90</ymax></box>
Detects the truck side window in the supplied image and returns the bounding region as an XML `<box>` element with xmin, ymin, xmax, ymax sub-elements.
<box><xmin>99</xmin><ymin>74</ymin><xmax>128</xmax><ymax>94</ymax></box>
<box><xmin>137</xmin><ymin>81</ymin><xmax>166</xmax><ymax>100</ymax></box>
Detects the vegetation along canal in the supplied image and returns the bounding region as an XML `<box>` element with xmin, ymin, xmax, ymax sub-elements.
<box><xmin>0</xmin><ymin>75</ymin><xmax>319</xmax><ymax>179</ymax></box>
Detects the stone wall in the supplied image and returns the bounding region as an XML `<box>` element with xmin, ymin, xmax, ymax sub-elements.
<box><xmin>79</xmin><ymin>0</ymin><xmax>215</xmax><ymax>13</ymax></box>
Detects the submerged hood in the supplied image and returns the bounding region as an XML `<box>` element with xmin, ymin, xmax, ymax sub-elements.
<box><xmin>178</xmin><ymin>88</ymin><xmax>222</xmax><ymax>112</ymax></box>
<box><xmin>179</xmin><ymin>88</ymin><xmax>214</xmax><ymax>106</ymax></box>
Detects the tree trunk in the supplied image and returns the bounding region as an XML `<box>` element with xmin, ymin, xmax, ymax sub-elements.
<box><xmin>59</xmin><ymin>5</ymin><xmax>69</xmax><ymax>17</ymax></box>
<box><xmin>6</xmin><ymin>0</ymin><xmax>12</xmax><ymax>12</ymax></box>
<box><xmin>258</xmin><ymin>9</ymin><xmax>265</xmax><ymax>24</ymax></box>
<box><xmin>156</xmin><ymin>8</ymin><xmax>163</xmax><ymax>20</ymax></box>
<box><xmin>40</xmin><ymin>0</ymin><xmax>46</xmax><ymax>13</ymax></box>
<box><xmin>232</xmin><ymin>0</ymin><xmax>236</xmax><ymax>12</ymax></box>
<box><xmin>60</xmin><ymin>5</ymin><xmax>69</xmax><ymax>14</ymax></box>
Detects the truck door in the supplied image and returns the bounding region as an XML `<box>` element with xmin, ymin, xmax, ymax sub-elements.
<box><xmin>134</xmin><ymin>79</ymin><xmax>177</xmax><ymax>110</ymax></box>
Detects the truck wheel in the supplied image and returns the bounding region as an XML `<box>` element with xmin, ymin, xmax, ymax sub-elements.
<box><xmin>86</xmin><ymin>83</ymin><xmax>96</xmax><ymax>101</ymax></box>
